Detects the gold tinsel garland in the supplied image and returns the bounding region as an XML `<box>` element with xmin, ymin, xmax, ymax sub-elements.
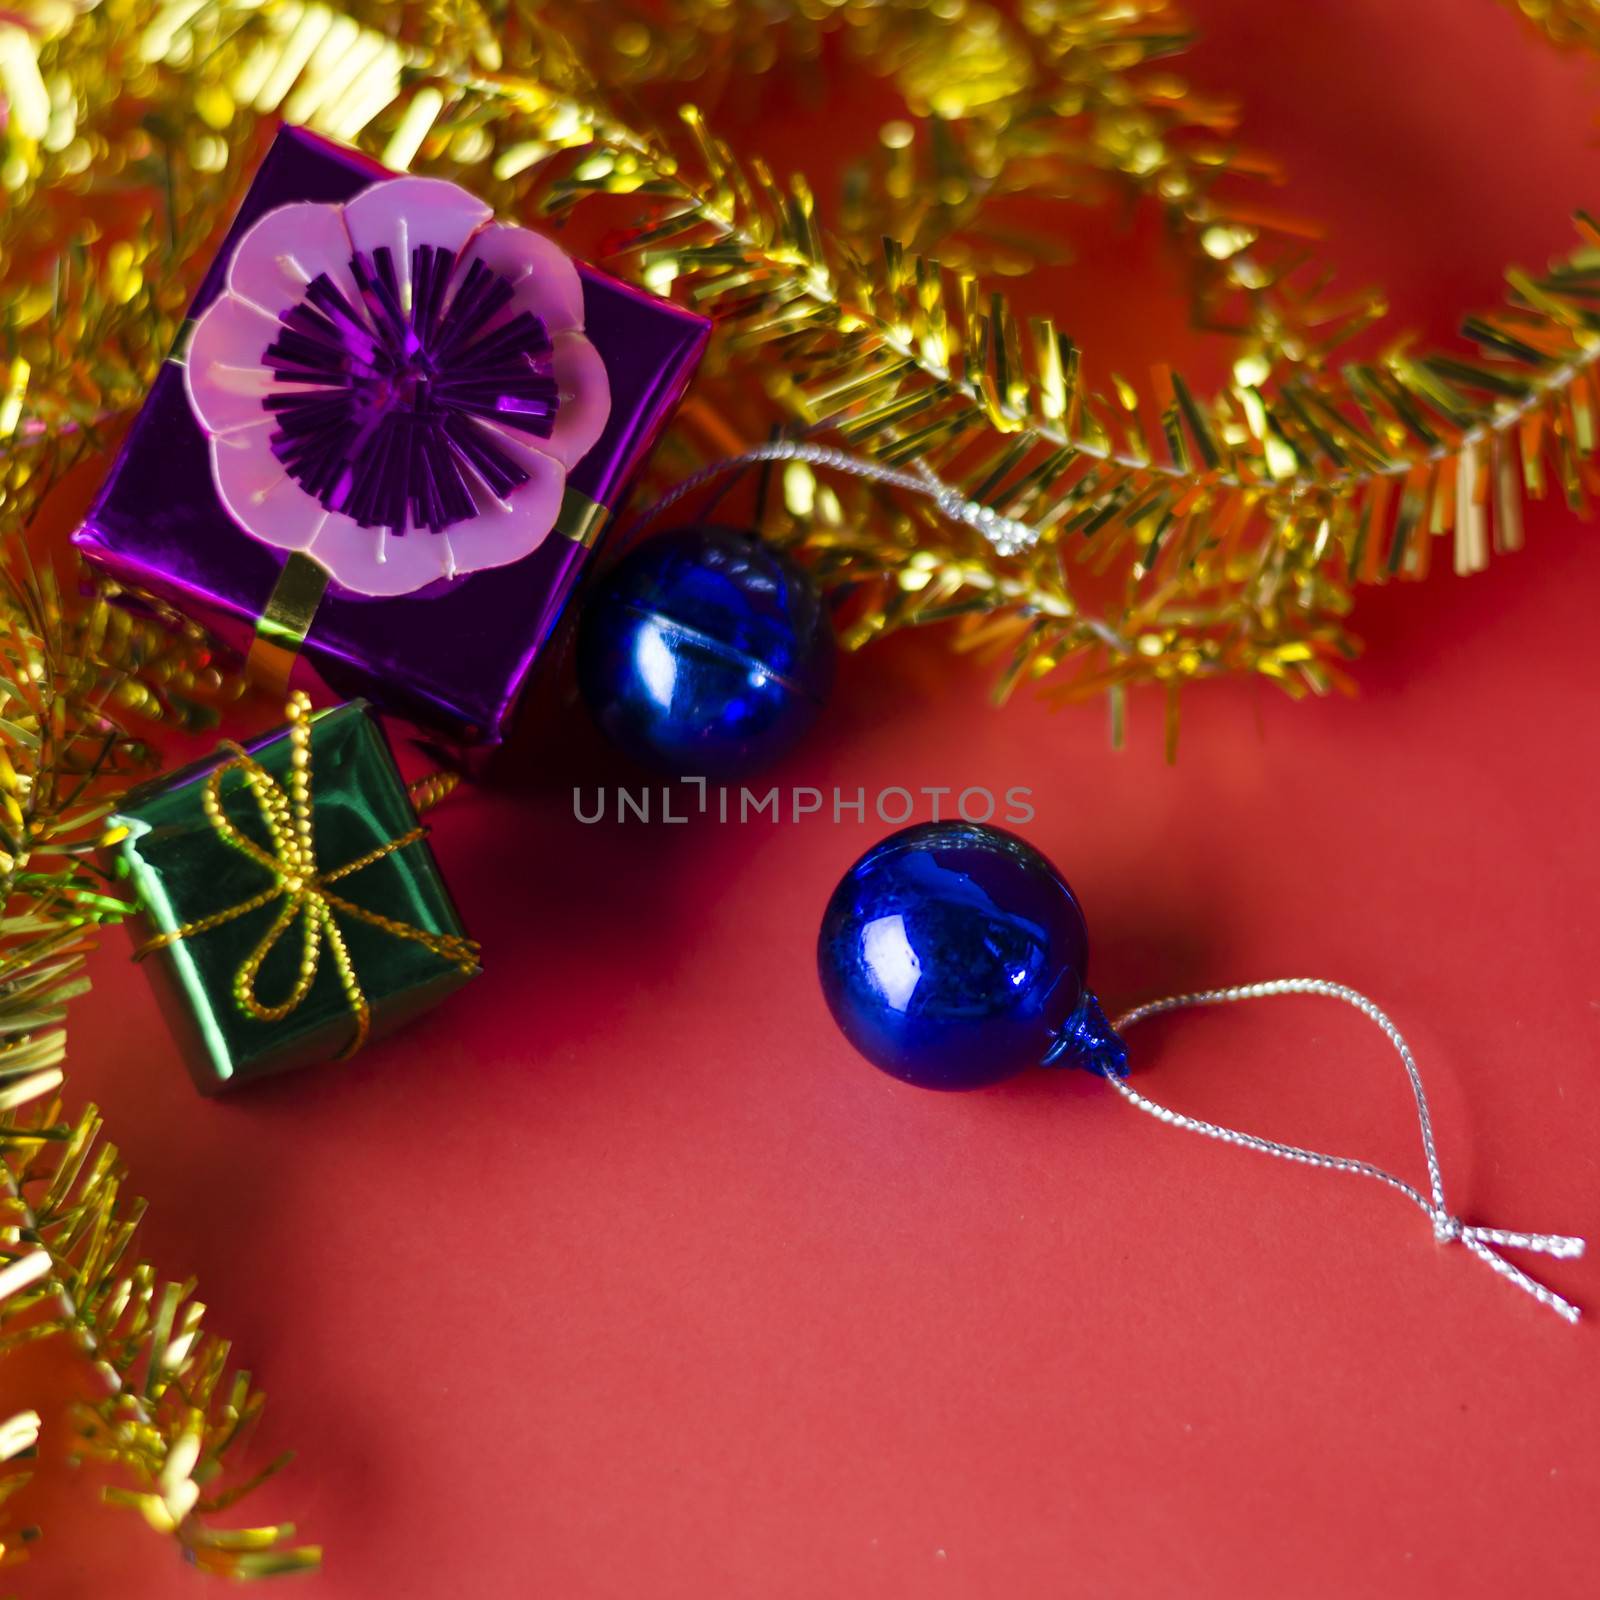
<box><xmin>0</xmin><ymin>511</ymin><xmax>316</xmax><ymax>1575</ymax></box>
<box><xmin>0</xmin><ymin>550</ymin><xmax>315</xmax><ymax>1577</ymax></box>
<box><xmin>0</xmin><ymin>0</ymin><xmax>1596</xmax><ymax>1581</ymax></box>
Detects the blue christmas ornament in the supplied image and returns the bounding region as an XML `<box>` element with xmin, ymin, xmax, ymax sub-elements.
<box><xmin>817</xmin><ymin>822</ymin><xmax>1126</xmax><ymax>1091</ymax></box>
<box><xmin>814</xmin><ymin>829</ymin><xmax>1586</xmax><ymax>1322</ymax></box>
<box><xmin>578</xmin><ymin>525</ymin><xmax>834</xmax><ymax>778</ymax></box>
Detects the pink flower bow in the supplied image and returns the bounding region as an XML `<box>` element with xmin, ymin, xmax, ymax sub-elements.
<box><xmin>184</xmin><ymin>176</ymin><xmax>611</xmax><ymax>597</ymax></box>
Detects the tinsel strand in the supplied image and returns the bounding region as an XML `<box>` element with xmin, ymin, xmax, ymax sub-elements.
<box><xmin>478</xmin><ymin>0</ymin><xmax>1382</xmax><ymax>368</ymax></box>
<box><xmin>0</xmin><ymin>502</ymin><xmax>306</xmax><ymax>1573</ymax></box>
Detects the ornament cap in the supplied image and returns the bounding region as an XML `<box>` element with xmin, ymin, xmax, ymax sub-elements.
<box><xmin>1042</xmin><ymin>989</ymin><xmax>1128</xmax><ymax>1078</ymax></box>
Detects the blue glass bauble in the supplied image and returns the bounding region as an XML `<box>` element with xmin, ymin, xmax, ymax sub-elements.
<box><xmin>577</xmin><ymin>525</ymin><xmax>834</xmax><ymax>778</ymax></box>
<box><xmin>817</xmin><ymin>822</ymin><xmax>1126</xmax><ymax>1091</ymax></box>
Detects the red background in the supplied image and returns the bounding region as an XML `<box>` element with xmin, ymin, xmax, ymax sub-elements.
<box><xmin>8</xmin><ymin>2</ymin><xmax>1600</xmax><ymax>1595</ymax></box>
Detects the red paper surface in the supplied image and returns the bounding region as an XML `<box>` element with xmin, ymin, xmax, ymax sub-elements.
<box><xmin>8</xmin><ymin>3</ymin><xmax>1600</xmax><ymax>1596</ymax></box>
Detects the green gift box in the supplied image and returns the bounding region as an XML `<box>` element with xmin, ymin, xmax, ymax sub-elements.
<box><xmin>108</xmin><ymin>696</ymin><xmax>479</xmax><ymax>1093</ymax></box>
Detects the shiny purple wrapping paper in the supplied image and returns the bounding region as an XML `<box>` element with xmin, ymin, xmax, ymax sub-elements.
<box><xmin>74</xmin><ymin>126</ymin><xmax>710</xmax><ymax>744</ymax></box>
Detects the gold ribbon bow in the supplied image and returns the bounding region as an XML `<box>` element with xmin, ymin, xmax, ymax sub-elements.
<box><xmin>136</xmin><ymin>692</ymin><xmax>478</xmax><ymax>1056</ymax></box>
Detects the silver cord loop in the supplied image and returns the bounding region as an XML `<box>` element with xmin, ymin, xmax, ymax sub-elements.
<box><xmin>1109</xmin><ymin>979</ymin><xmax>1585</xmax><ymax>1325</ymax></box>
<box><xmin>632</xmin><ymin>439</ymin><xmax>1042</xmax><ymax>556</ymax></box>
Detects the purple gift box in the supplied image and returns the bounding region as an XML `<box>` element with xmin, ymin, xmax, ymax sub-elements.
<box><xmin>74</xmin><ymin>125</ymin><xmax>709</xmax><ymax>744</ymax></box>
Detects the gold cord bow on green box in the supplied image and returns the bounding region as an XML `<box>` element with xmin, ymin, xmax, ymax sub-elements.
<box><xmin>107</xmin><ymin>694</ymin><xmax>479</xmax><ymax>1092</ymax></box>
